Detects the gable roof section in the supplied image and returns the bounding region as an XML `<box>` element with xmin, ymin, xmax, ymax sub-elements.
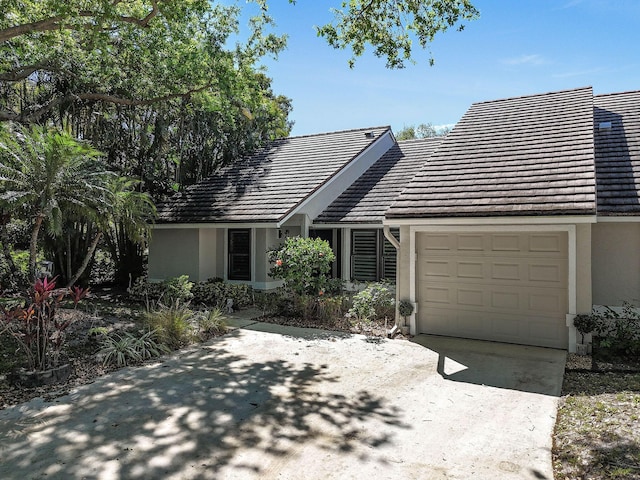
<box><xmin>594</xmin><ymin>90</ymin><xmax>640</xmax><ymax>215</ymax></box>
<box><xmin>156</xmin><ymin>126</ymin><xmax>391</xmax><ymax>224</ymax></box>
<box><xmin>386</xmin><ymin>87</ymin><xmax>597</xmax><ymax>219</ymax></box>
<box><xmin>315</xmin><ymin>137</ymin><xmax>443</xmax><ymax>224</ymax></box>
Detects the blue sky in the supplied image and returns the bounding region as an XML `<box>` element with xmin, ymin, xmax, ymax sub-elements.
<box><xmin>241</xmin><ymin>1</ymin><xmax>640</xmax><ymax>136</ymax></box>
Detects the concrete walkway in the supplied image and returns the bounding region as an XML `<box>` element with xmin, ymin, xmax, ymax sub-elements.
<box><xmin>0</xmin><ymin>310</ymin><xmax>566</xmax><ymax>480</ymax></box>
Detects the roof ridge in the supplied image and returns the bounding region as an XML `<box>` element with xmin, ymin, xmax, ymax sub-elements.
<box><xmin>471</xmin><ymin>86</ymin><xmax>593</xmax><ymax>107</ymax></box>
<box><xmin>594</xmin><ymin>89</ymin><xmax>640</xmax><ymax>98</ymax></box>
<box><xmin>278</xmin><ymin>125</ymin><xmax>391</xmax><ymax>141</ymax></box>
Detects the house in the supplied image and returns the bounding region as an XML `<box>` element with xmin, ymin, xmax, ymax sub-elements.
<box><xmin>150</xmin><ymin>86</ymin><xmax>640</xmax><ymax>352</ymax></box>
<box><xmin>150</xmin><ymin>126</ymin><xmax>408</xmax><ymax>289</ymax></box>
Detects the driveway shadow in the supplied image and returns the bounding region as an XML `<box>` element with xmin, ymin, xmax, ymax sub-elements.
<box><xmin>0</xmin><ymin>330</ymin><xmax>407</xmax><ymax>479</ymax></box>
<box><xmin>412</xmin><ymin>334</ymin><xmax>566</xmax><ymax>396</ymax></box>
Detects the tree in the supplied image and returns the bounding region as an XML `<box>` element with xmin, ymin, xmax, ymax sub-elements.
<box><xmin>312</xmin><ymin>0</ymin><xmax>479</xmax><ymax>68</ymax></box>
<box><xmin>0</xmin><ymin>124</ymin><xmax>111</xmax><ymax>281</ymax></box>
<box><xmin>396</xmin><ymin>123</ymin><xmax>451</xmax><ymax>140</ymax></box>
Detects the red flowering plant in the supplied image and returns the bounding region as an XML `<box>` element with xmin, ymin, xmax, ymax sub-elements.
<box><xmin>1</xmin><ymin>277</ymin><xmax>89</xmax><ymax>372</ymax></box>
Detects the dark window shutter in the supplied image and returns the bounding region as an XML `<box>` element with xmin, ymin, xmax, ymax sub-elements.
<box><xmin>351</xmin><ymin>230</ymin><xmax>378</xmax><ymax>282</ymax></box>
<box><xmin>228</xmin><ymin>229</ymin><xmax>251</xmax><ymax>281</ymax></box>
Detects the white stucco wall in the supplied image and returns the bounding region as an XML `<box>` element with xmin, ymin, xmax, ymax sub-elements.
<box><xmin>148</xmin><ymin>229</ymin><xmax>200</xmax><ymax>281</ymax></box>
<box><xmin>592</xmin><ymin>221</ymin><xmax>640</xmax><ymax>306</ymax></box>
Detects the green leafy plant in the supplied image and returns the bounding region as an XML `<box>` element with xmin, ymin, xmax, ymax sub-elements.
<box><xmin>194</xmin><ymin>308</ymin><xmax>227</xmax><ymax>338</ymax></box>
<box><xmin>268</xmin><ymin>236</ymin><xmax>336</xmax><ymax>296</ymax></box>
<box><xmin>191</xmin><ymin>280</ymin><xmax>253</xmax><ymax>309</ymax></box>
<box><xmin>99</xmin><ymin>332</ymin><xmax>140</xmax><ymax>367</ymax></box>
<box><xmin>0</xmin><ymin>277</ymin><xmax>88</xmax><ymax>371</ymax></box>
<box><xmin>143</xmin><ymin>302</ymin><xmax>197</xmax><ymax>349</ymax></box>
<box><xmin>99</xmin><ymin>329</ymin><xmax>168</xmax><ymax>367</ymax></box>
<box><xmin>593</xmin><ymin>303</ymin><xmax>640</xmax><ymax>357</ymax></box>
<box><xmin>573</xmin><ymin>313</ymin><xmax>597</xmax><ymax>344</ymax></box>
<box><xmin>347</xmin><ymin>282</ymin><xmax>395</xmax><ymax>323</ymax></box>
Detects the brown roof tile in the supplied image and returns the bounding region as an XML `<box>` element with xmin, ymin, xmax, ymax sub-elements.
<box><xmin>594</xmin><ymin>90</ymin><xmax>640</xmax><ymax>215</ymax></box>
<box><xmin>156</xmin><ymin>126</ymin><xmax>391</xmax><ymax>223</ymax></box>
<box><xmin>314</xmin><ymin>137</ymin><xmax>443</xmax><ymax>224</ymax></box>
<box><xmin>386</xmin><ymin>87</ymin><xmax>598</xmax><ymax>218</ymax></box>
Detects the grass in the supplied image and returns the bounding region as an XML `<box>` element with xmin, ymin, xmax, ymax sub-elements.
<box><xmin>553</xmin><ymin>357</ymin><xmax>640</xmax><ymax>480</ymax></box>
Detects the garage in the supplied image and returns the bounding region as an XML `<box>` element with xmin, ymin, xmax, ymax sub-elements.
<box><xmin>416</xmin><ymin>231</ymin><xmax>569</xmax><ymax>349</ymax></box>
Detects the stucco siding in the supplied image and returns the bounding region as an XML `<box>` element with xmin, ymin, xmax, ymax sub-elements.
<box><xmin>148</xmin><ymin>229</ymin><xmax>199</xmax><ymax>281</ymax></box>
<box><xmin>592</xmin><ymin>222</ymin><xmax>640</xmax><ymax>306</ymax></box>
<box><xmin>198</xmin><ymin>229</ymin><xmax>219</xmax><ymax>281</ymax></box>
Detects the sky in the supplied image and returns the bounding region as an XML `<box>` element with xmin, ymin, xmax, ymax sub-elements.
<box><xmin>238</xmin><ymin>1</ymin><xmax>640</xmax><ymax>137</ymax></box>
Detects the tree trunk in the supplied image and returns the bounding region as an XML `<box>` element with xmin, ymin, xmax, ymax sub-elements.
<box><xmin>29</xmin><ymin>214</ymin><xmax>44</xmax><ymax>281</ymax></box>
<box><xmin>67</xmin><ymin>232</ymin><xmax>102</xmax><ymax>287</ymax></box>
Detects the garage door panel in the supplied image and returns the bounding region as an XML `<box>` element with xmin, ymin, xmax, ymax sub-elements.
<box><xmin>417</xmin><ymin>232</ymin><xmax>569</xmax><ymax>349</ymax></box>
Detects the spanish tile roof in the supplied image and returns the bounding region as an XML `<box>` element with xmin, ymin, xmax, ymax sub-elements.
<box><xmin>386</xmin><ymin>87</ymin><xmax>598</xmax><ymax>218</ymax></box>
<box><xmin>315</xmin><ymin>137</ymin><xmax>443</xmax><ymax>224</ymax></box>
<box><xmin>156</xmin><ymin>126</ymin><xmax>391</xmax><ymax>224</ymax></box>
<box><xmin>594</xmin><ymin>90</ymin><xmax>640</xmax><ymax>215</ymax></box>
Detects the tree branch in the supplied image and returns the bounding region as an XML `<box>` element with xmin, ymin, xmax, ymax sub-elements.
<box><xmin>0</xmin><ymin>1</ymin><xmax>162</xmax><ymax>43</ymax></box>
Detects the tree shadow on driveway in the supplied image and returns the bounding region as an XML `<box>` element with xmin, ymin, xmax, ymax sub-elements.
<box><xmin>0</xmin><ymin>330</ymin><xmax>408</xmax><ymax>479</ymax></box>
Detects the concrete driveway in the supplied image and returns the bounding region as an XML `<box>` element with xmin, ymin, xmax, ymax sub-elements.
<box><xmin>0</xmin><ymin>315</ymin><xmax>566</xmax><ymax>480</ymax></box>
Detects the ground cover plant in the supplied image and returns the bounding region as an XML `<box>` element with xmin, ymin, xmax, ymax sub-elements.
<box><xmin>553</xmin><ymin>308</ymin><xmax>640</xmax><ymax>480</ymax></box>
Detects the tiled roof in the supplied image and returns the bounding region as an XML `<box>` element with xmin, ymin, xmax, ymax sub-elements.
<box><xmin>386</xmin><ymin>87</ymin><xmax>597</xmax><ymax>218</ymax></box>
<box><xmin>594</xmin><ymin>90</ymin><xmax>640</xmax><ymax>215</ymax></box>
<box><xmin>315</xmin><ymin>137</ymin><xmax>443</xmax><ymax>224</ymax></box>
<box><xmin>156</xmin><ymin>126</ymin><xmax>391</xmax><ymax>223</ymax></box>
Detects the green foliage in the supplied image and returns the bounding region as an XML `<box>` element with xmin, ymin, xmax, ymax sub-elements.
<box><xmin>0</xmin><ymin>277</ymin><xmax>88</xmax><ymax>371</ymax></box>
<box><xmin>163</xmin><ymin>275</ymin><xmax>194</xmax><ymax>304</ymax></box>
<box><xmin>573</xmin><ymin>313</ymin><xmax>597</xmax><ymax>343</ymax></box>
<box><xmin>0</xmin><ymin>124</ymin><xmax>112</xmax><ymax>281</ymax></box>
<box><xmin>268</xmin><ymin>236</ymin><xmax>336</xmax><ymax>296</ymax></box>
<box><xmin>347</xmin><ymin>282</ymin><xmax>395</xmax><ymax>322</ymax></box>
<box><xmin>396</xmin><ymin>123</ymin><xmax>451</xmax><ymax>140</ymax></box>
<box><xmin>592</xmin><ymin>303</ymin><xmax>640</xmax><ymax>357</ymax></box>
<box><xmin>194</xmin><ymin>308</ymin><xmax>228</xmax><ymax>337</ymax></box>
<box><xmin>398</xmin><ymin>299</ymin><xmax>414</xmax><ymax>318</ymax></box>
<box><xmin>315</xmin><ymin>0</ymin><xmax>479</xmax><ymax>68</ymax></box>
<box><xmin>128</xmin><ymin>275</ymin><xmax>194</xmax><ymax>305</ymax></box>
<box><xmin>99</xmin><ymin>329</ymin><xmax>168</xmax><ymax>367</ymax></box>
<box><xmin>143</xmin><ymin>303</ymin><xmax>198</xmax><ymax>349</ymax></box>
<box><xmin>191</xmin><ymin>280</ymin><xmax>253</xmax><ymax>309</ymax></box>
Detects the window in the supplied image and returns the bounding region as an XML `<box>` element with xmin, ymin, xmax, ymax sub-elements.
<box><xmin>308</xmin><ymin>228</ymin><xmax>342</xmax><ymax>278</ymax></box>
<box><xmin>228</xmin><ymin>229</ymin><xmax>251</xmax><ymax>280</ymax></box>
<box><xmin>351</xmin><ymin>229</ymin><xmax>398</xmax><ymax>282</ymax></box>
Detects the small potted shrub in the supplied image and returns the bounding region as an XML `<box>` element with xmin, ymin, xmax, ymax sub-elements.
<box><xmin>398</xmin><ymin>299</ymin><xmax>414</xmax><ymax>335</ymax></box>
<box><xmin>573</xmin><ymin>313</ymin><xmax>597</xmax><ymax>355</ymax></box>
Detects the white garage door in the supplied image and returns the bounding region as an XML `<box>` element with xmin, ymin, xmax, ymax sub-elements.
<box><xmin>417</xmin><ymin>232</ymin><xmax>568</xmax><ymax>349</ymax></box>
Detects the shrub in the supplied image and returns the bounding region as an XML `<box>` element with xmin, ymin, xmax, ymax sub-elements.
<box><xmin>143</xmin><ymin>303</ymin><xmax>197</xmax><ymax>349</ymax></box>
<box><xmin>593</xmin><ymin>303</ymin><xmax>640</xmax><ymax>357</ymax></box>
<box><xmin>191</xmin><ymin>280</ymin><xmax>253</xmax><ymax>309</ymax></box>
<box><xmin>573</xmin><ymin>313</ymin><xmax>597</xmax><ymax>343</ymax></box>
<box><xmin>0</xmin><ymin>277</ymin><xmax>88</xmax><ymax>371</ymax></box>
<box><xmin>268</xmin><ymin>236</ymin><xmax>335</xmax><ymax>296</ymax></box>
<box><xmin>194</xmin><ymin>308</ymin><xmax>227</xmax><ymax>337</ymax></box>
<box><xmin>347</xmin><ymin>282</ymin><xmax>395</xmax><ymax>322</ymax></box>
<box><xmin>127</xmin><ymin>275</ymin><xmax>193</xmax><ymax>306</ymax></box>
<box><xmin>99</xmin><ymin>329</ymin><xmax>168</xmax><ymax>367</ymax></box>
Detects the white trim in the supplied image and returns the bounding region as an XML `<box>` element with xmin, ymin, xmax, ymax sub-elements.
<box><xmin>384</xmin><ymin>215</ymin><xmax>597</xmax><ymax>226</ymax></box>
<box><xmin>596</xmin><ymin>216</ymin><xmax>640</xmax><ymax>222</ymax></box>
<box><xmin>278</xmin><ymin>130</ymin><xmax>395</xmax><ymax>227</ymax></box>
<box><xmin>153</xmin><ymin>222</ymin><xmax>277</xmax><ymax>229</ymax></box>
<box><xmin>310</xmin><ymin>223</ymin><xmax>382</xmax><ymax>229</ymax></box>
<box><xmin>409</xmin><ymin>227</ymin><xmax>416</xmax><ymax>335</ymax></box>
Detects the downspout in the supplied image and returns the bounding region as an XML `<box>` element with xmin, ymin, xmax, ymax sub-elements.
<box><xmin>383</xmin><ymin>225</ymin><xmax>401</xmax><ymax>337</ymax></box>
